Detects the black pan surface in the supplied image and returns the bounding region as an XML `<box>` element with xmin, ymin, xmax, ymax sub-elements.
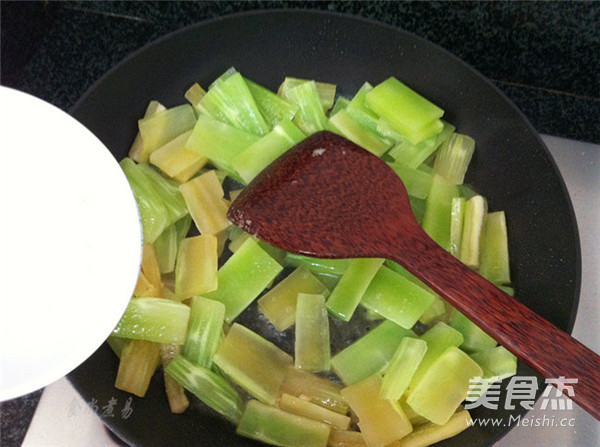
<box><xmin>68</xmin><ymin>10</ymin><xmax>580</xmax><ymax>447</ymax></box>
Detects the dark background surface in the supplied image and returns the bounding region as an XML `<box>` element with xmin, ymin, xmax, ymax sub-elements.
<box><xmin>1</xmin><ymin>1</ymin><xmax>599</xmax><ymax>446</ymax></box>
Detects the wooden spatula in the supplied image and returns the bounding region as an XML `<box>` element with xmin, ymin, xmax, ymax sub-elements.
<box><xmin>228</xmin><ymin>130</ymin><xmax>599</xmax><ymax>420</ymax></box>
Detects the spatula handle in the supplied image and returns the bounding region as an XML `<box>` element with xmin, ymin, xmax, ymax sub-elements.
<box><xmin>388</xmin><ymin>232</ymin><xmax>600</xmax><ymax>420</ymax></box>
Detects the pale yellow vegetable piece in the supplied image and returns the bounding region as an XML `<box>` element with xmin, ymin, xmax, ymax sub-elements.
<box><xmin>279</xmin><ymin>393</ymin><xmax>350</xmax><ymax>430</ymax></box>
<box><xmin>392</xmin><ymin>410</ymin><xmax>472</xmax><ymax>447</ymax></box>
<box><xmin>175</xmin><ymin>234</ymin><xmax>218</xmax><ymax>300</ymax></box>
<box><xmin>129</xmin><ymin>100</ymin><xmax>167</xmax><ymax>162</ymax></box>
<box><xmin>115</xmin><ymin>339</ymin><xmax>161</xmax><ymax>397</ymax></box>
<box><xmin>179</xmin><ymin>170</ymin><xmax>231</xmax><ymax>235</ymax></box>
<box><xmin>149</xmin><ymin>130</ymin><xmax>207</xmax><ymax>183</ymax></box>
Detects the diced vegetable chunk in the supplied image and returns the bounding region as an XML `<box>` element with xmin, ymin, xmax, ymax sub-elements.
<box><xmin>381</xmin><ymin>337</ymin><xmax>428</xmax><ymax>402</ymax></box>
<box><xmin>279</xmin><ymin>393</ymin><xmax>351</xmax><ymax>430</ymax></box>
<box><xmin>213</xmin><ymin>323</ymin><xmax>292</xmax><ymax>405</ymax></box>
<box><xmin>237</xmin><ymin>399</ymin><xmax>331</xmax><ymax>447</ymax></box>
<box><xmin>115</xmin><ymin>339</ymin><xmax>160</xmax><ymax>397</ymax></box>
<box><xmin>393</xmin><ymin>410</ymin><xmax>472</xmax><ymax>447</ymax></box>
<box><xmin>341</xmin><ymin>374</ymin><xmax>413</xmax><ymax>447</ymax></box>
<box><xmin>182</xmin><ymin>297</ymin><xmax>225</xmax><ymax>368</ymax></box>
<box><xmin>421</xmin><ymin>174</ymin><xmax>460</xmax><ymax>251</ymax></box>
<box><xmin>459</xmin><ymin>195</ymin><xmax>487</xmax><ymax>269</ymax></box>
<box><xmin>175</xmin><ymin>235</ymin><xmax>218</xmax><ymax>300</ymax></box>
<box><xmin>205</xmin><ymin>237</ymin><xmax>283</xmax><ymax>323</ymax></box>
<box><xmin>295</xmin><ymin>293</ymin><xmax>331</xmax><ymax>372</ymax></box>
<box><xmin>479</xmin><ymin>211</ymin><xmax>511</xmax><ymax>284</ymax></box>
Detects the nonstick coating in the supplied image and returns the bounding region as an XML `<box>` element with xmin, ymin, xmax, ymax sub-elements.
<box><xmin>68</xmin><ymin>10</ymin><xmax>580</xmax><ymax>447</ymax></box>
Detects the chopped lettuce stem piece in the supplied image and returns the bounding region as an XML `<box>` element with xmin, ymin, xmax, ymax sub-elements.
<box><xmin>393</xmin><ymin>410</ymin><xmax>472</xmax><ymax>447</ymax></box>
<box><xmin>449</xmin><ymin>309</ymin><xmax>497</xmax><ymax>353</ymax></box>
<box><xmin>450</xmin><ymin>197</ymin><xmax>466</xmax><ymax>258</ymax></box>
<box><xmin>341</xmin><ymin>374</ymin><xmax>413</xmax><ymax>447</ymax></box>
<box><xmin>179</xmin><ymin>170</ymin><xmax>231</xmax><ymax>235</ymax></box>
<box><xmin>205</xmin><ymin>237</ymin><xmax>283</xmax><ymax>323</ymax></box>
<box><xmin>184</xmin><ymin>82</ymin><xmax>207</xmax><ymax>109</ymax></box>
<box><xmin>409</xmin><ymin>322</ymin><xmax>464</xmax><ymax>391</ymax></box>
<box><xmin>331</xmin><ymin>320</ymin><xmax>416</xmax><ymax>385</ymax></box>
<box><xmin>165</xmin><ymin>355</ymin><xmax>244</xmax><ymax>424</ymax></box>
<box><xmin>279</xmin><ymin>77</ymin><xmax>337</xmax><ymax>111</ymax></box>
<box><xmin>330</xmin><ymin>96</ymin><xmax>351</xmax><ymax>116</ymax></box>
<box><xmin>381</xmin><ymin>338</ymin><xmax>428</xmax><ymax>402</ymax></box>
<box><xmin>279</xmin><ymin>393</ymin><xmax>351</xmax><ymax>430</ymax></box>
<box><xmin>258</xmin><ymin>266</ymin><xmax>329</xmax><ymax>331</ymax></box>
<box><xmin>280</xmin><ymin>366</ymin><xmax>348</xmax><ymax>414</ymax></box>
<box><xmin>433</xmin><ymin>133</ymin><xmax>475</xmax><ymax>185</ymax></box>
<box><xmin>185</xmin><ymin>115</ymin><xmax>259</xmax><ymax>181</ymax></box>
<box><xmin>175</xmin><ymin>234</ymin><xmax>218</xmax><ymax>300</ymax></box>
<box><xmin>326</xmin><ymin>258</ymin><xmax>384</xmax><ymax>322</ymax></box>
<box><xmin>366</xmin><ymin>77</ymin><xmax>444</xmax><ymax>144</ymax></box>
<box><xmin>120</xmin><ymin>158</ymin><xmax>189</xmax><ymax>244</ymax></box>
<box><xmin>418</xmin><ymin>295</ymin><xmax>447</xmax><ymax>325</ymax></box>
<box><xmin>406</xmin><ymin>347</ymin><xmax>483</xmax><ymax>425</ymax></box>
<box><xmin>152</xmin><ymin>215</ymin><xmax>191</xmax><ymax>274</ymax></box>
<box><xmin>232</xmin><ymin>118</ymin><xmax>306</xmax><ymax>184</ymax></box>
<box><xmin>115</xmin><ymin>339</ymin><xmax>160</xmax><ymax>397</ymax></box>
<box><xmin>330</xmin><ymin>109</ymin><xmax>392</xmax><ymax>156</ymax></box>
<box><xmin>129</xmin><ymin>100</ymin><xmax>167</xmax><ymax>162</ymax></box>
<box><xmin>459</xmin><ymin>195</ymin><xmax>488</xmax><ymax>269</ymax></box>
<box><xmin>149</xmin><ymin>130</ymin><xmax>207</xmax><ymax>183</ymax></box>
<box><xmin>328</xmin><ymin>429</ymin><xmax>367</xmax><ymax>447</ymax></box>
<box><xmin>285</xmin><ymin>253</ymin><xmax>351</xmax><ymax>275</ymax></box>
<box><xmin>137</xmin><ymin>104</ymin><xmax>197</xmax><ymax>158</ymax></box>
<box><xmin>360</xmin><ymin>266</ymin><xmax>435</xmax><ymax>329</ymax></box>
<box><xmin>245</xmin><ymin>77</ymin><xmax>299</xmax><ymax>128</ymax></box>
<box><xmin>112</xmin><ymin>297</ymin><xmax>190</xmax><ymax>344</ymax></box>
<box><xmin>421</xmin><ymin>174</ymin><xmax>460</xmax><ymax>251</ymax></box>
<box><xmin>345</xmin><ymin>82</ymin><xmax>379</xmax><ymax>133</ymax></box>
<box><xmin>198</xmin><ymin>71</ymin><xmax>270</xmax><ymax>136</ymax></box>
<box><xmin>295</xmin><ymin>294</ymin><xmax>331</xmax><ymax>372</ymax></box>
<box><xmin>159</xmin><ymin>343</ymin><xmax>190</xmax><ymax>414</ymax></box>
<box><xmin>213</xmin><ymin>323</ymin><xmax>292</xmax><ymax>405</ymax></box>
<box><xmin>467</xmin><ymin>346</ymin><xmax>517</xmax><ymax>401</ymax></box>
<box><xmin>182</xmin><ymin>297</ymin><xmax>225</xmax><ymax>368</ymax></box>
<box><xmin>387</xmin><ymin>162</ymin><xmax>432</xmax><ymax>200</ymax></box>
<box><xmin>479</xmin><ymin>211</ymin><xmax>511</xmax><ymax>284</ymax></box>
<box><xmin>386</xmin><ymin>121</ymin><xmax>455</xmax><ymax>168</ymax></box>
<box><xmin>286</xmin><ymin>80</ymin><xmax>331</xmax><ymax>135</ymax></box>
<box><xmin>237</xmin><ymin>399</ymin><xmax>331</xmax><ymax>447</ymax></box>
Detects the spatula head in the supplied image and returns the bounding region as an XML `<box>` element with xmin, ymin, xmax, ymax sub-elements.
<box><xmin>228</xmin><ymin>131</ymin><xmax>417</xmax><ymax>259</ymax></box>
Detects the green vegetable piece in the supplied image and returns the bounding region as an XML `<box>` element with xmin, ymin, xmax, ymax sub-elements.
<box><xmin>285</xmin><ymin>253</ymin><xmax>351</xmax><ymax>275</ymax></box>
<box><xmin>381</xmin><ymin>337</ymin><xmax>428</xmax><ymax>401</ymax></box>
<box><xmin>245</xmin><ymin>77</ymin><xmax>299</xmax><ymax>128</ymax></box>
<box><xmin>341</xmin><ymin>374</ymin><xmax>413</xmax><ymax>447</ymax></box>
<box><xmin>421</xmin><ymin>174</ymin><xmax>460</xmax><ymax>251</ymax></box>
<box><xmin>232</xmin><ymin>119</ymin><xmax>305</xmax><ymax>184</ymax></box>
<box><xmin>137</xmin><ymin>104</ymin><xmax>197</xmax><ymax>158</ymax></box>
<box><xmin>185</xmin><ymin>115</ymin><xmax>259</xmax><ymax>181</ymax></box>
<box><xmin>237</xmin><ymin>399</ymin><xmax>331</xmax><ymax>447</ymax></box>
<box><xmin>112</xmin><ymin>297</ymin><xmax>190</xmax><ymax>344</ymax></box>
<box><xmin>165</xmin><ymin>355</ymin><xmax>243</xmax><ymax>424</ymax></box>
<box><xmin>386</xmin><ymin>121</ymin><xmax>455</xmax><ymax>168</ymax></box>
<box><xmin>258</xmin><ymin>266</ymin><xmax>329</xmax><ymax>331</ymax></box>
<box><xmin>459</xmin><ymin>195</ymin><xmax>487</xmax><ymax>269</ymax></box>
<box><xmin>295</xmin><ymin>294</ymin><xmax>331</xmax><ymax>372</ymax></box>
<box><xmin>366</xmin><ymin>77</ymin><xmax>444</xmax><ymax>144</ymax></box>
<box><xmin>330</xmin><ymin>96</ymin><xmax>351</xmax><ymax>116</ymax></box>
<box><xmin>213</xmin><ymin>323</ymin><xmax>292</xmax><ymax>405</ymax></box>
<box><xmin>152</xmin><ymin>215</ymin><xmax>191</xmax><ymax>274</ymax></box>
<box><xmin>331</xmin><ymin>320</ymin><xmax>415</xmax><ymax>385</ymax></box>
<box><xmin>280</xmin><ymin>366</ymin><xmax>348</xmax><ymax>415</ymax></box>
<box><xmin>409</xmin><ymin>322</ymin><xmax>464</xmax><ymax>391</ymax></box>
<box><xmin>120</xmin><ymin>158</ymin><xmax>189</xmax><ymax>244</ymax></box>
<box><xmin>479</xmin><ymin>211</ymin><xmax>511</xmax><ymax>285</ymax></box>
<box><xmin>175</xmin><ymin>234</ymin><xmax>218</xmax><ymax>300</ymax></box>
<box><xmin>450</xmin><ymin>197</ymin><xmax>466</xmax><ymax>258</ymax></box>
<box><xmin>433</xmin><ymin>133</ymin><xmax>476</xmax><ymax>185</ymax></box>
<box><xmin>406</xmin><ymin>347</ymin><xmax>483</xmax><ymax>425</ymax></box>
<box><xmin>286</xmin><ymin>80</ymin><xmax>331</xmax><ymax>135</ymax></box>
<box><xmin>182</xmin><ymin>297</ymin><xmax>225</xmax><ymax>368</ymax></box>
<box><xmin>360</xmin><ymin>266</ymin><xmax>435</xmax><ymax>329</ymax></box>
<box><xmin>279</xmin><ymin>77</ymin><xmax>337</xmax><ymax>111</ymax></box>
<box><xmin>449</xmin><ymin>310</ymin><xmax>497</xmax><ymax>353</ymax></box>
<box><xmin>326</xmin><ymin>258</ymin><xmax>384</xmax><ymax>321</ymax></box>
<box><xmin>199</xmin><ymin>71</ymin><xmax>270</xmax><ymax>136</ymax></box>
<box><xmin>330</xmin><ymin>109</ymin><xmax>392</xmax><ymax>157</ymax></box>
<box><xmin>467</xmin><ymin>346</ymin><xmax>517</xmax><ymax>401</ymax></box>
<box><xmin>205</xmin><ymin>237</ymin><xmax>283</xmax><ymax>323</ymax></box>
<box><xmin>387</xmin><ymin>162</ymin><xmax>433</xmax><ymax>199</ymax></box>
<box><xmin>418</xmin><ymin>295</ymin><xmax>447</xmax><ymax>325</ymax></box>
<box><xmin>345</xmin><ymin>82</ymin><xmax>379</xmax><ymax>133</ymax></box>
<box><xmin>279</xmin><ymin>393</ymin><xmax>351</xmax><ymax>430</ymax></box>
<box><xmin>396</xmin><ymin>410</ymin><xmax>472</xmax><ymax>447</ymax></box>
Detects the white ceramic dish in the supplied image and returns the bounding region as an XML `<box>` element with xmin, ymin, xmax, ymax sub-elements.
<box><xmin>0</xmin><ymin>86</ymin><xmax>142</xmax><ymax>401</ymax></box>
